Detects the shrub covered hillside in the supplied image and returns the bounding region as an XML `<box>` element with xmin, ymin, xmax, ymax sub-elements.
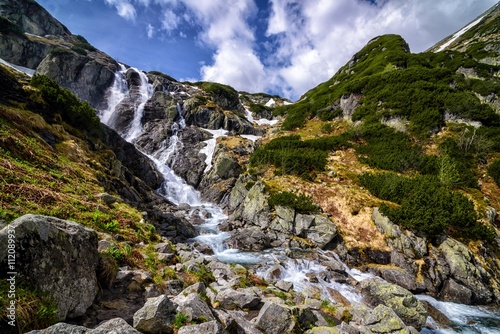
<box><xmin>252</xmin><ymin>32</ymin><xmax>500</xmax><ymax>249</ymax></box>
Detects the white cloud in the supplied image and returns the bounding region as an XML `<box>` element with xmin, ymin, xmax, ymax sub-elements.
<box><xmin>99</xmin><ymin>0</ymin><xmax>498</xmax><ymax>100</ymax></box>
<box><xmin>146</xmin><ymin>23</ymin><xmax>155</xmax><ymax>38</ymax></box>
<box><xmin>160</xmin><ymin>9</ymin><xmax>179</xmax><ymax>33</ymax></box>
<box><xmin>104</xmin><ymin>0</ymin><xmax>137</xmax><ymax>21</ymax></box>
<box><xmin>201</xmin><ymin>41</ymin><xmax>266</xmax><ymax>92</ymax></box>
<box><xmin>263</xmin><ymin>0</ymin><xmax>498</xmax><ymax>99</ymax></box>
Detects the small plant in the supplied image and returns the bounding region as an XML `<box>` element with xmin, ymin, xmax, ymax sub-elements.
<box><xmin>173</xmin><ymin>312</ymin><xmax>188</xmax><ymax>329</ymax></box>
<box><xmin>102</xmin><ymin>220</ymin><xmax>119</xmax><ymax>232</ymax></box>
<box><xmin>97</xmin><ymin>253</ymin><xmax>118</xmax><ymax>288</ymax></box>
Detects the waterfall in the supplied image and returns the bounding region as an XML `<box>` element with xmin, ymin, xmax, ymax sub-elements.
<box><xmin>100</xmin><ymin>63</ymin><xmax>128</xmax><ymax>125</ymax></box>
<box><xmin>124</xmin><ymin>69</ymin><xmax>154</xmax><ymax>142</ymax></box>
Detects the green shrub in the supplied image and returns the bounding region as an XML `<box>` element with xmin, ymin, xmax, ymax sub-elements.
<box><xmin>30</xmin><ymin>75</ymin><xmax>100</xmax><ymax>131</ymax></box>
<box><xmin>488</xmin><ymin>160</ymin><xmax>500</xmax><ymax>186</ymax></box>
<box><xmin>49</xmin><ymin>47</ymin><xmax>73</xmax><ymax>56</ymax></box>
<box><xmin>268</xmin><ymin>191</ymin><xmax>319</xmax><ymax>214</ymax></box>
<box><xmin>250</xmin><ymin>135</ymin><xmax>329</xmax><ymax>178</ymax></box>
<box><xmin>354</xmin><ymin>122</ymin><xmax>436</xmax><ymax>173</ymax></box>
<box><xmin>360</xmin><ymin>172</ymin><xmax>493</xmax><ymax>242</ymax></box>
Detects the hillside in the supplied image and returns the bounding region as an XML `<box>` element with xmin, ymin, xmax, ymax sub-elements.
<box><xmin>1</xmin><ymin>0</ymin><xmax>500</xmax><ymax>333</ymax></box>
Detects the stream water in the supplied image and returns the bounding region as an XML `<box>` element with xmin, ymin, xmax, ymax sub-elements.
<box><xmin>98</xmin><ymin>65</ymin><xmax>500</xmax><ymax>334</ymax></box>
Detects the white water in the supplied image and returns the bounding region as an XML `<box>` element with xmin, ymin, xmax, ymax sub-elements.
<box><xmin>99</xmin><ymin>66</ymin><xmax>500</xmax><ymax>332</ymax></box>
<box><xmin>100</xmin><ymin>63</ymin><xmax>128</xmax><ymax>125</ymax></box>
<box><xmin>418</xmin><ymin>295</ymin><xmax>500</xmax><ymax>333</ymax></box>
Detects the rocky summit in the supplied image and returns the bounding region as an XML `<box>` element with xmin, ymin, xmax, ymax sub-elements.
<box><xmin>1</xmin><ymin>0</ymin><xmax>500</xmax><ymax>334</ymax></box>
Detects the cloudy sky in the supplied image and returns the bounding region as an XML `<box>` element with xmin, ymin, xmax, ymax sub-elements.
<box><xmin>38</xmin><ymin>0</ymin><xmax>498</xmax><ymax>100</ymax></box>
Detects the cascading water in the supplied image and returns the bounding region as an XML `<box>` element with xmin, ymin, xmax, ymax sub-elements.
<box><xmin>99</xmin><ymin>66</ymin><xmax>500</xmax><ymax>333</ymax></box>
<box><xmin>100</xmin><ymin>63</ymin><xmax>128</xmax><ymax>125</ymax></box>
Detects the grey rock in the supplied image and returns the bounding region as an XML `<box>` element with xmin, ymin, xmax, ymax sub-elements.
<box><xmin>216</xmin><ymin>288</ymin><xmax>261</xmax><ymax>310</ymax></box>
<box><xmin>133</xmin><ymin>295</ymin><xmax>178</xmax><ymax>334</ymax></box>
<box><xmin>359</xmin><ymin>278</ymin><xmax>428</xmax><ymax>330</ymax></box>
<box><xmin>36</xmin><ymin>51</ymin><xmax>117</xmax><ymax>108</ymax></box>
<box><xmin>97</xmin><ymin>193</ymin><xmax>118</xmax><ymax>206</ymax></box>
<box><xmin>26</xmin><ymin>323</ymin><xmax>89</xmax><ymax>334</ymax></box>
<box><xmin>255</xmin><ymin>302</ymin><xmax>296</xmax><ymax>334</ymax></box>
<box><xmin>306</xmin><ymin>215</ymin><xmax>338</xmax><ymax>248</ymax></box>
<box><xmin>173</xmin><ymin>293</ymin><xmax>215</xmax><ymax>323</ymax></box>
<box><xmin>364</xmin><ymin>304</ymin><xmax>407</xmax><ymax>334</ymax></box>
<box><xmin>438</xmin><ymin>238</ymin><xmax>493</xmax><ymax>304</ymax></box>
<box><xmin>226</xmin><ymin>310</ymin><xmax>263</xmax><ymax>334</ymax></box>
<box><xmin>177</xmin><ymin>320</ymin><xmax>225</xmax><ymax>334</ymax></box>
<box><xmin>226</xmin><ymin>226</ymin><xmax>271</xmax><ymax>251</ymax></box>
<box><xmin>0</xmin><ymin>215</ymin><xmax>99</xmax><ymax>320</ymax></box>
<box><xmin>91</xmin><ymin>318</ymin><xmax>141</xmax><ymax>334</ymax></box>
<box><xmin>372</xmin><ymin>208</ymin><xmax>427</xmax><ymax>259</ymax></box>
<box><xmin>276</xmin><ymin>280</ymin><xmax>293</xmax><ymax>292</ymax></box>
<box><xmin>242</xmin><ymin>182</ymin><xmax>271</xmax><ymax>228</ymax></box>
<box><xmin>439</xmin><ymin>278</ymin><xmax>473</xmax><ymax>304</ymax></box>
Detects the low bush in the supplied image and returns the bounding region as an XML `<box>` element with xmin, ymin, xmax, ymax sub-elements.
<box><xmin>268</xmin><ymin>191</ymin><xmax>319</xmax><ymax>214</ymax></box>
<box><xmin>30</xmin><ymin>75</ymin><xmax>100</xmax><ymax>131</ymax></box>
<box><xmin>488</xmin><ymin>160</ymin><xmax>500</xmax><ymax>186</ymax></box>
<box><xmin>360</xmin><ymin>172</ymin><xmax>494</xmax><ymax>242</ymax></box>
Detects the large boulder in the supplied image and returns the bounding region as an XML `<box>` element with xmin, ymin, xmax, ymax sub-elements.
<box><xmin>255</xmin><ymin>302</ymin><xmax>296</xmax><ymax>334</ymax></box>
<box><xmin>359</xmin><ymin>278</ymin><xmax>427</xmax><ymax>330</ymax></box>
<box><xmin>173</xmin><ymin>293</ymin><xmax>215</xmax><ymax>323</ymax></box>
<box><xmin>177</xmin><ymin>320</ymin><xmax>225</xmax><ymax>334</ymax></box>
<box><xmin>133</xmin><ymin>295</ymin><xmax>178</xmax><ymax>334</ymax></box>
<box><xmin>242</xmin><ymin>182</ymin><xmax>271</xmax><ymax>227</ymax></box>
<box><xmin>0</xmin><ymin>215</ymin><xmax>99</xmax><ymax>320</ymax></box>
<box><xmin>437</xmin><ymin>238</ymin><xmax>494</xmax><ymax>304</ymax></box>
<box><xmin>372</xmin><ymin>208</ymin><xmax>427</xmax><ymax>259</ymax></box>
<box><xmin>362</xmin><ymin>304</ymin><xmax>418</xmax><ymax>334</ymax></box>
<box><xmin>215</xmin><ymin>288</ymin><xmax>261</xmax><ymax>310</ymax></box>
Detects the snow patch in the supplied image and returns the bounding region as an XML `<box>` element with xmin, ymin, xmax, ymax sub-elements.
<box><xmin>436</xmin><ymin>15</ymin><xmax>485</xmax><ymax>52</ymax></box>
<box><xmin>200</xmin><ymin>128</ymin><xmax>228</xmax><ymax>172</ymax></box>
<box><xmin>0</xmin><ymin>57</ymin><xmax>35</xmax><ymax>76</ymax></box>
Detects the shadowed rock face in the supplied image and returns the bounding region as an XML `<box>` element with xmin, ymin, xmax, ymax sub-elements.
<box><xmin>36</xmin><ymin>52</ymin><xmax>118</xmax><ymax>109</ymax></box>
<box><xmin>0</xmin><ymin>0</ymin><xmax>71</xmax><ymax>37</ymax></box>
<box><xmin>0</xmin><ymin>0</ymin><xmax>71</xmax><ymax>69</ymax></box>
<box><xmin>0</xmin><ymin>214</ymin><xmax>99</xmax><ymax>321</ymax></box>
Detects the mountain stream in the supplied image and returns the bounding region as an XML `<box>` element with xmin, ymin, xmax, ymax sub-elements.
<box><xmin>98</xmin><ymin>65</ymin><xmax>500</xmax><ymax>334</ymax></box>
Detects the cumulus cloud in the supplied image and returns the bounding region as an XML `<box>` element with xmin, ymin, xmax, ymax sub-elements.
<box><xmin>264</xmin><ymin>0</ymin><xmax>497</xmax><ymax>99</ymax></box>
<box><xmin>201</xmin><ymin>41</ymin><xmax>266</xmax><ymax>92</ymax></box>
<box><xmin>104</xmin><ymin>0</ymin><xmax>137</xmax><ymax>21</ymax></box>
<box><xmin>179</xmin><ymin>0</ymin><xmax>267</xmax><ymax>92</ymax></box>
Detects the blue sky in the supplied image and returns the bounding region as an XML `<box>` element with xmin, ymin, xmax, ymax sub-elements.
<box><xmin>37</xmin><ymin>0</ymin><xmax>498</xmax><ymax>100</ymax></box>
